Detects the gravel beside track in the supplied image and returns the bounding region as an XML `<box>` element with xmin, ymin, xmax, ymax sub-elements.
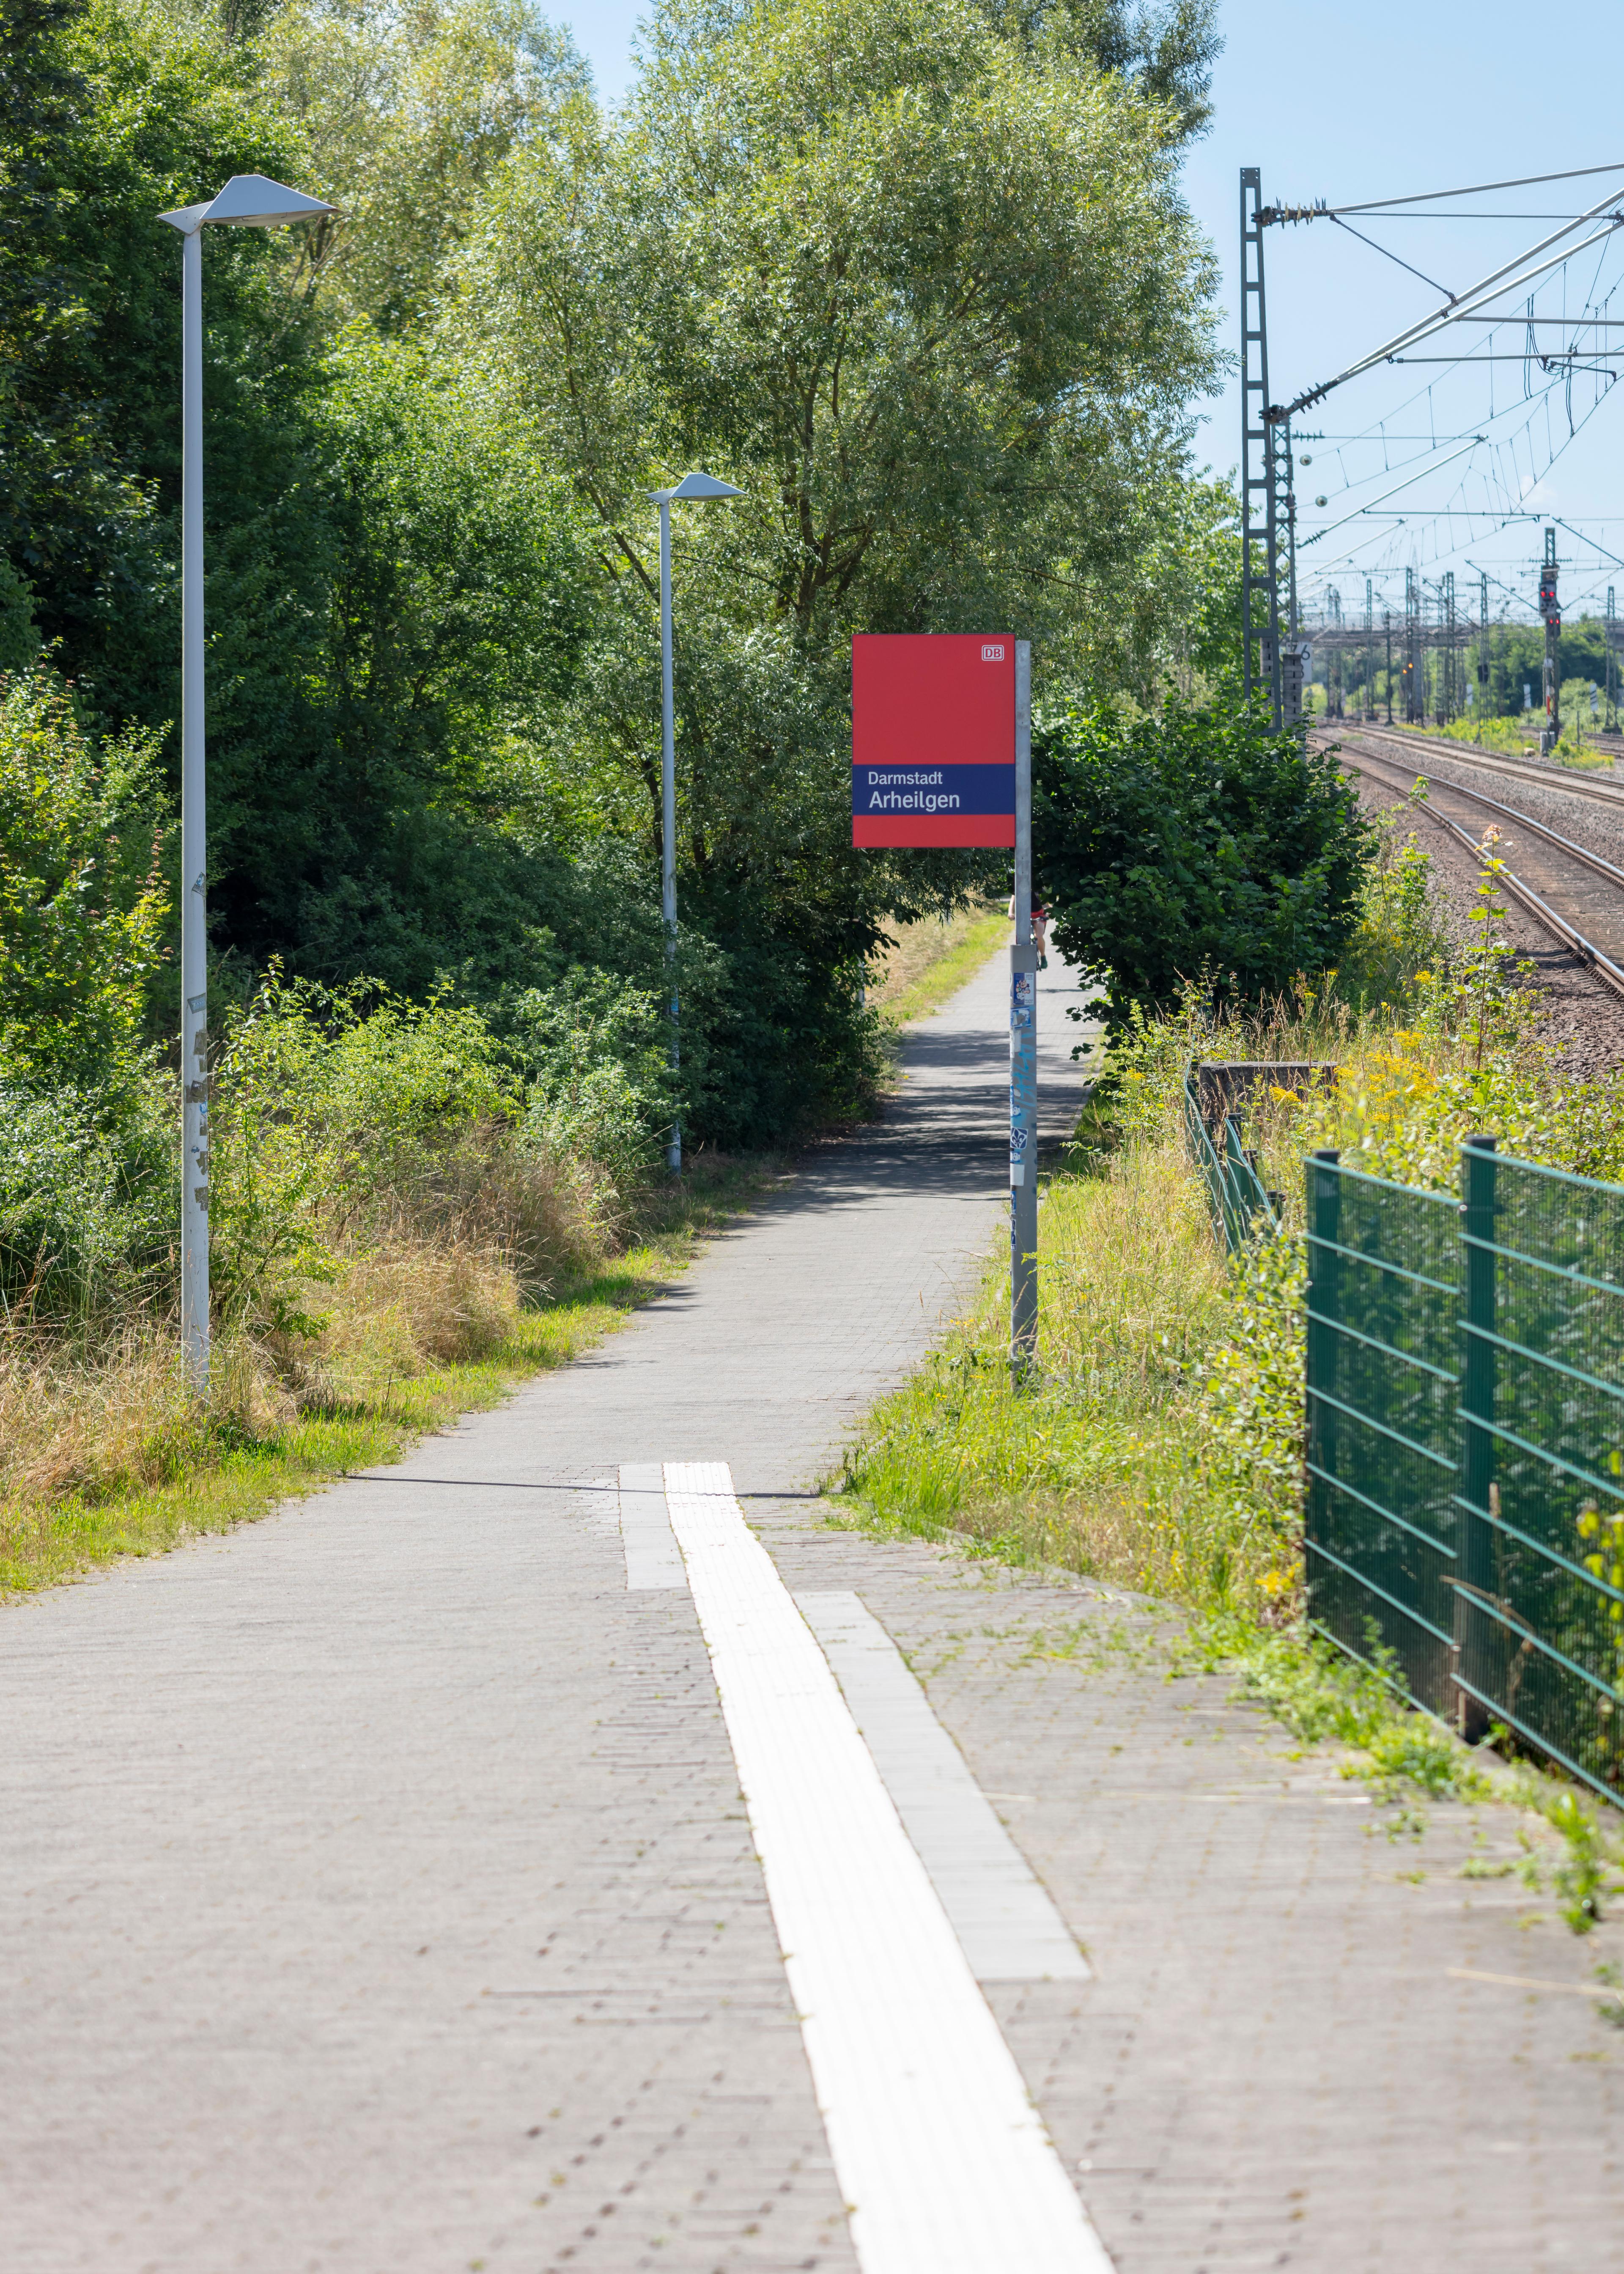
<box><xmin>1324</xmin><ymin>726</ymin><xmax>1624</xmax><ymax>1071</ymax></box>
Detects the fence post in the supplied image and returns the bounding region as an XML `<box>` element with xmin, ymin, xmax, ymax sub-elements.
<box><xmin>1458</xmin><ymin>1134</ymin><xmax>1498</xmax><ymax>1742</ymax></box>
<box><xmin>1305</xmin><ymin>1150</ymin><xmax>1341</xmax><ymax>1623</ymax></box>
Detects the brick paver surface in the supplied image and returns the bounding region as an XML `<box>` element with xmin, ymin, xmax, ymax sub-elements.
<box><xmin>5</xmin><ymin>945</ymin><xmax>1624</xmax><ymax>2271</ymax></box>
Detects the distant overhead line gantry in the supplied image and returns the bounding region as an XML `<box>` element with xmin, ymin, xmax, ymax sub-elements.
<box><xmin>1239</xmin><ymin>157</ymin><xmax>1624</xmax><ymax>731</ymax></box>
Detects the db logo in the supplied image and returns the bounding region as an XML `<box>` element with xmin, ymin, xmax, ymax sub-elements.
<box><xmin>982</xmin><ymin>643</ymin><xmax>1005</xmax><ymax>662</ymax></box>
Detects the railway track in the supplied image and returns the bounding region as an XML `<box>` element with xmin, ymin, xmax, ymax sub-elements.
<box><xmin>1319</xmin><ymin>726</ymin><xmax>1624</xmax><ymax>999</ymax></box>
<box><xmin>1328</xmin><ymin>719</ymin><xmax>1624</xmax><ymax>812</ymax></box>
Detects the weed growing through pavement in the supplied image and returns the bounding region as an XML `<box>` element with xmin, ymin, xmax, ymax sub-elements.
<box><xmin>1546</xmin><ymin>1792</ymin><xmax>1620</xmax><ymax>1934</ymax></box>
<box><xmin>1594</xmin><ymin>1963</ymin><xmax>1624</xmax><ymax>2027</ymax></box>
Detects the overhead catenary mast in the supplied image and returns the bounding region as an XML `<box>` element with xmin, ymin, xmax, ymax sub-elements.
<box><xmin>1248</xmin><ymin>157</ymin><xmax>1624</xmax><ymax>739</ymax></box>
<box><xmin>1365</xmin><ymin>577</ymin><xmax>1374</xmax><ymax>720</ymax></box>
<box><xmin>1539</xmin><ymin>527</ymin><xmax>1561</xmax><ymax>755</ymax></box>
<box><xmin>1324</xmin><ymin>587</ymin><xmax>1337</xmax><ymax>717</ymax></box>
<box><xmin>1240</xmin><ymin>170</ymin><xmax>1284</xmax><ymax>725</ymax></box>
<box><xmin>1240</xmin><ymin>170</ymin><xmax>1316</xmax><ymax>728</ymax></box>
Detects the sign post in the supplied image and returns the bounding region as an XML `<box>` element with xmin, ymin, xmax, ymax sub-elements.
<box><xmin>850</xmin><ymin>633</ymin><xmax>1037</xmax><ymax>1382</ymax></box>
<box><xmin>1009</xmin><ymin>642</ymin><xmax>1037</xmax><ymax>1380</ymax></box>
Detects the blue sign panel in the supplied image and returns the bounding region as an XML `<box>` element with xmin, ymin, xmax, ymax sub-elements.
<box><xmin>851</xmin><ymin>763</ymin><xmax>1016</xmax><ymax>819</ymax></box>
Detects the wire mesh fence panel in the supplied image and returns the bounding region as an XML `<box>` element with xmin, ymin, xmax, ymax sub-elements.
<box><xmin>1183</xmin><ymin>1074</ymin><xmax>1277</xmax><ymax>1255</ymax></box>
<box><xmin>1458</xmin><ymin>1148</ymin><xmax>1624</xmax><ymax>1796</ymax></box>
<box><xmin>1305</xmin><ymin>1153</ymin><xmax>1462</xmax><ymax>1713</ymax></box>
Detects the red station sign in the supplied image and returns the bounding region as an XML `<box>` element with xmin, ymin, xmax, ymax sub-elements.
<box><xmin>851</xmin><ymin>633</ymin><xmax>1016</xmax><ymax>848</ymax></box>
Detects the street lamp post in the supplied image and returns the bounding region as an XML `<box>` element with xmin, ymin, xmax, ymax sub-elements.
<box><xmin>649</xmin><ymin>470</ymin><xmax>742</xmax><ymax>1174</ymax></box>
<box><xmin>160</xmin><ymin>175</ymin><xmax>335</xmax><ymax>1389</ymax></box>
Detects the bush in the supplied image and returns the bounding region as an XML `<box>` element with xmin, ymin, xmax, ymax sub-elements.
<box><xmin>0</xmin><ymin>1075</ymin><xmax>175</xmax><ymax>1321</ymax></box>
<box><xmin>1034</xmin><ymin>696</ymin><xmax>1372</xmax><ymax>1026</ymax></box>
<box><xmin>509</xmin><ymin>967</ymin><xmax>676</xmax><ymax>1205</ymax></box>
<box><xmin>209</xmin><ymin>971</ymin><xmax>550</xmax><ymax>1335</ymax></box>
<box><xmin>0</xmin><ymin>665</ymin><xmax>170</xmax><ymax>1093</ymax></box>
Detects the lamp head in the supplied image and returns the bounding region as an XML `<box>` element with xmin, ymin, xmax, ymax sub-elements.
<box><xmin>161</xmin><ymin>174</ymin><xmax>335</xmax><ymax>235</ymax></box>
<box><xmin>651</xmin><ymin>470</ymin><xmax>744</xmax><ymax>503</ymax></box>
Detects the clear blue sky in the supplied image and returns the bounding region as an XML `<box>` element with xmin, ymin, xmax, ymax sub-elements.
<box><xmin>552</xmin><ymin>0</ymin><xmax>1624</xmax><ymax>625</ymax></box>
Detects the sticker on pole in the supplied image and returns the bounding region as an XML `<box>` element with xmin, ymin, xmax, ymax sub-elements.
<box><xmin>851</xmin><ymin>634</ymin><xmax>1015</xmax><ymax>847</ymax></box>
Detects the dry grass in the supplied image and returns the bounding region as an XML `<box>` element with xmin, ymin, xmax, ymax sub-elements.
<box><xmin>867</xmin><ymin>902</ymin><xmax>1007</xmax><ymax>1022</ymax></box>
<box><xmin>0</xmin><ymin>1143</ymin><xmax>776</xmax><ymax>1594</ymax></box>
<box><xmin>405</xmin><ymin>1128</ymin><xmax>628</xmax><ymax>1282</ymax></box>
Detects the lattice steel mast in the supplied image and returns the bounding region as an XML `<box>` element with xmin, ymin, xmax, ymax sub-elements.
<box><xmin>1240</xmin><ymin>169</ymin><xmax>1284</xmax><ymax>725</ymax></box>
<box><xmin>1539</xmin><ymin>526</ymin><xmax>1561</xmax><ymax>754</ymax></box>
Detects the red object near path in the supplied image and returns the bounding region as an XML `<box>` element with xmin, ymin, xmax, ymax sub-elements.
<box><xmin>851</xmin><ymin>634</ymin><xmax>1016</xmax><ymax>847</ymax></box>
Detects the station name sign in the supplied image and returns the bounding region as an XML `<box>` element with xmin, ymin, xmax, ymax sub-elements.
<box><xmin>851</xmin><ymin>633</ymin><xmax>1016</xmax><ymax>848</ymax></box>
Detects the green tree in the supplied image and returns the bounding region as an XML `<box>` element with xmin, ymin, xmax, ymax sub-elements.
<box><xmin>0</xmin><ymin>663</ymin><xmax>170</xmax><ymax>1090</ymax></box>
<box><xmin>1033</xmin><ymin>698</ymin><xmax>1374</xmax><ymax>1024</ymax></box>
<box><xmin>0</xmin><ymin>0</ymin><xmax>316</xmax><ymax>728</ymax></box>
<box><xmin>0</xmin><ymin>0</ymin><xmax>600</xmax><ymax>1019</ymax></box>
<box><xmin>467</xmin><ymin>0</ymin><xmax>1220</xmax><ymax>674</ymax></box>
<box><xmin>210</xmin><ymin>330</ymin><xmax>594</xmax><ymax>1000</ymax></box>
<box><xmin>263</xmin><ymin>0</ymin><xmax>591</xmax><ymax>331</ymax></box>
<box><xmin>450</xmin><ymin>0</ymin><xmax>1224</xmax><ymax>1129</ymax></box>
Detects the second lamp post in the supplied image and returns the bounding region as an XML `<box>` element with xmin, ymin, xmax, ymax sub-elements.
<box><xmin>159</xmin><ymin>173</ymin><xmax>335</xmax><ymax>1390</ymax></box>
<box><xmin>650</xmin><ymin>470</ymin><xmax>741</xmax><ymax>1173</ymax></box>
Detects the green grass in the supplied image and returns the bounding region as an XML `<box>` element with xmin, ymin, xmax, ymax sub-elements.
<box><xmin>1375</xmin><ymin>714</ymin><xmax>1617</xmax><ymax>769</ymax></box>
<box><xmin>834</xmin><ymin>1134</ymin><xmax>1253</xmax><ymax>1597</ymax></box>
<box><xmin>0</xmin><ymin>1173</ymin><xmax>778</xmax><ymax>1595</ymax></box>
<box><xmin>871</xmin><ymin>905</ymin><xmax>1008</xmax><ymax>1028</ymax></box>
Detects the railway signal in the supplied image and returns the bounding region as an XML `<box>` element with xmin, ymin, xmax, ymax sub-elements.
<box><xmin>1539</xmin><ymin>526</ymin><xmax>1561</xmax><ymax>755</ymax></box>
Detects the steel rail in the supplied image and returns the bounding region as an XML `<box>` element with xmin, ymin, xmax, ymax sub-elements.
<box><xmin>1322</xmin><ymin>733</ymin><xmax>1624</xmax><ymax>998</ymax></box>
<box><xmin>1334</xmin><ymin>720</ymin><xmax>1624</xmax><ymax>811</ymax></box>
<box><xmin>1328</xmin><ymin>730</ymin><xmax>1624</xmax><ymax>887</ymax></box>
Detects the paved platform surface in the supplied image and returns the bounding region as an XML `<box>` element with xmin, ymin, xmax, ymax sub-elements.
<box><xmin>5</xmin><ymin>945</ymin><xmax>1624</xmax><ymax>2272</ymax></box>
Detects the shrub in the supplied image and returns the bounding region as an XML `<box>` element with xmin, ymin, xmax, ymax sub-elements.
<box><xmin>0</xmin><ymin>664</ymin><xmax>170</xmax><ymax>1094</ymax></box>
<box><xmin>0</xmin><ymin>1074</ymin><xmax>175</xmax><ymax>1321</ymax></box>
<box><xmin>1034</xmin><ymin>696</ymin><xmax>1372</xmax><ymax>1026</ymax></box>
<box><xmin>510</xmin><ymin>967</ymin><xmax>675</xmax><ymax>1201</ymax></box>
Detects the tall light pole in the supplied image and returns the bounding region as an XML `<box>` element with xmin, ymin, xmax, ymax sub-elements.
<box><xmin>649</xmin><ymin>470</ymin><xmax>742</xmax><ymax>1173</ymax></box>
<box><xmin>159</xmin><ymin>175</ymin><xmax>335</xmax><ymax>1388</ymax></box>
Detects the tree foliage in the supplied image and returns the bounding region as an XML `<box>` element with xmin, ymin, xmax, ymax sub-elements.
<box><xmin>263</xmin><ymin>0</ymin><xmax>591</xmax><ymax>330</ymax></box>
<box><xmin>0</xmin><ymin>0</ymin><xmax>1242</xmax><ymax>1148</ymax></box>
<box><xmin>445</xmin><ymin>0</ymin><xmax>1225</xmax><ymax>1126</ymax></box>
<box><xmin>1034</xmin><ymin>700</ymin><xmax>1374</xmax><ymax>1025</ymax></box>
<box><xmin>0</xmin><ymin>665</ymin><xmax>170</xmax><ymax>1090</ymax></box>
<box><xmin>210</xmin><ymin>332</ymin><xmax>594</xmax><ymax>1000</ymax></box>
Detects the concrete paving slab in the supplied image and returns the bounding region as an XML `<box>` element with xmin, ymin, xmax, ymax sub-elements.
<box><xmin>0</xmin><ymin>943</ymin><xmax>1089</xmax><ymax>2273</ymax></box>
<box><xmin>7</xmin><ymin>931</ymin><xmax>1624</xmax><ymax>2274</ymax></box>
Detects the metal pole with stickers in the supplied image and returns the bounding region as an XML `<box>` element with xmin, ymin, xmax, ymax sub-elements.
<box><xmin>849</xmin><ymin>633</ymin><xmax>1037</xmax><ymax>1387</ymax></box>
<box><xmin>1008</xmin><ymin>641</ymin><xmax>1037</xmax><ymax>1379</ymax></box>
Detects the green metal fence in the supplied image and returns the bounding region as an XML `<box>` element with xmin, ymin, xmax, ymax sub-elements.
<box><xmin>1184</xmin><ymin>1071</ymin><xmax>1278</xmax><ymax>1255</ymax></box>
<box><xmin>1305</xmin><ymin>1153</ymin><xmax>1463</xmax><ymax>1719</ymax></box>
<box><xmin>1306</xmin><ymin>1140</ymin><xmax>1624</xmax><ymax>1800</ymax></box>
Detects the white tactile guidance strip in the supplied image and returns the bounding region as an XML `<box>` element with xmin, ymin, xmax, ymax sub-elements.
<box><xmin>663</xmin><ymin>1459</ymin><xmax>1112</xmax><ymax>2274</ymax></box>
<box><xmin>796</xmin><ymin>1588</ymin><xmax>1089</xmax><ymax>1983</ymax></box>
<box><xmin>617</xmin><ymin>1461</ymin><xmax>686</xmax><ymax>1588</ymax></box>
